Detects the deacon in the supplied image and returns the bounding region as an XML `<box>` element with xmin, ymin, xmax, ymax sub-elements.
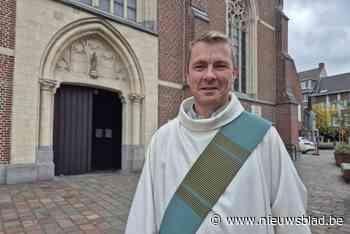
<box><xmin>125</xmin><ymin>31</ymin><xmax>310</xmax><ymax>234</ymax></box>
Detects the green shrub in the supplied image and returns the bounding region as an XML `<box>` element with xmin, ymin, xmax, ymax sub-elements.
<box><xmin>335</xmin><ymin>143</ymin><xmax>350</xmax><ymax>154</ymax></box>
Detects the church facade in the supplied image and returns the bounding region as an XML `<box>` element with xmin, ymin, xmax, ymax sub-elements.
<box><xmin>0</xmin><ymin>0</ymin><xmax>158</xmax><ymax>184</ymax></box>
<box><xmin>0</xmin><ymin>0</ymin><xmax>301</xmax><ymax>184</ymax></box>
<box><xmin>158</xmin><ymin>0</ymin><xmax>302</xmax><ymax>147</ymax></box>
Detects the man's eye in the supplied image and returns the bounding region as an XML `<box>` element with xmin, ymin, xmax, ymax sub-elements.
<box><xmin>194</xmin><ymin>65</ymin><xmax>205</xmax><ymax>70</ymax></box>
<box><xmin>215</xmin><ymin>64</ymin><xmax>229</xmax><ymax>70</ymax></box>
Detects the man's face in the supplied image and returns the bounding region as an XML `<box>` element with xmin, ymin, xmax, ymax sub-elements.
<box><xmin>187</xmin><ymin>42</ymin><xmax>236</xmax><ymax>109</ymax></box>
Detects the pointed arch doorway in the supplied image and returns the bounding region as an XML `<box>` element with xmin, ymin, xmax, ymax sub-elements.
<box><xmin>53</xmin><ymin>85</ymin><xmax>122</xmax><ymax>175</ymax></box>
<box><xmin>36</xmin><ymin>18</ymin><xmax>146</xmax><ymax>180</ymax></box>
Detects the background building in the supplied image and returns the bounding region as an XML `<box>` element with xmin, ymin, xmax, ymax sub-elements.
<box><xmin>0</xmin><ymin>0</ymin><xmax>302</xmax><ymax>184</ymax></box>
<box><xmin>298</xmin><ymin>63</ymin><xmax>327</xmax><ymax>110</ymax></box>
<box><xmin>297</xmin><ymin>63</ymin><xmax>327</xmax><ymax>137</ymax></box>
<box><xmin>311</xmin><ymin>72</ymin><xmax>350</xmax><ymax>142</ymax></box>
<box><xmin>0</xmin><ymin>0</ymin><xmax>158</xmax><ymax>184</ymax></box>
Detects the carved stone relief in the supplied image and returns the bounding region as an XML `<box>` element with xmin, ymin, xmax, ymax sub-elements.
<box><xmin>55</xmin><ymin>35</ymin><xmax>128</xmax><ymax>81</ymax></box>
<box><xmin>228</xmin><ymin>0</ymin><xmax>249</xmax><ymax>22</ymax></box>
<box><xmin>128</xmin><ymin>93</ymin><xmax>145</xmax><ymax>103</ymax></box>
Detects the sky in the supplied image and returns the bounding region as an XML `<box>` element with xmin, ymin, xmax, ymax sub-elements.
<box><xmin>284</xmin><ymin>1</ymin><xmax>350</xmax><ymax>76</ymax></box>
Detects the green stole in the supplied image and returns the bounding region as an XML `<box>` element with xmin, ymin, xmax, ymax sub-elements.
<box><xmin>159</xmin><ymin>111</ymin><xmax>271</xmax><ymax>234</ymax></box>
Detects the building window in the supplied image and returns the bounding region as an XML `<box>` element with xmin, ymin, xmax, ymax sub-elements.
<box><xmin>99</xmin><ymin>0</ymin><xmax>110</xmax><ymax>12</ymax></box>
<box><xmin>127</xmin><ymin>0</ymin><xmax>137</xmax><ymax>21</ymax></box>
<box><xmin>78</xmin><ymin>0</ymin><xmax>92</xmax><ymax>5</ymax></box>
<box><xmin>76</xmin><ymin>0</ymin><xmax>137</xmax><ymax>22</ymax></box>
<box><xmin>114</xmin><ymin>0</ymin><xmax>124</xmax><ymax>17</ymax></box>
<box><xmin>303</xmin><ymin>94</ymin><xmax>308</xmax><ymax>103</ymax></box>
<box><xmin>301</xmin><ymin>81</ymin><xmax>306</xmax><ymax>90</ymax></box>
<box><xmin>308</xmin><ymin>80</ymin><xmax>312</xmax><ymax>89</ymax></box>
<box><xmin>298</xmin><ymin>105</ymin><xmax>302</xmax><ymax>122</ymax></box>
<box><xmin>227</xmin><ymin>0</ymin><xmax>248</xmax><ymax>94</ymax></box>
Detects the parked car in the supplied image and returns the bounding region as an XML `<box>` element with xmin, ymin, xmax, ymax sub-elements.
<box><xmin>298</xmin><ymin>137</ymin><xmax>316</xmax><ymax>153</ymax></box>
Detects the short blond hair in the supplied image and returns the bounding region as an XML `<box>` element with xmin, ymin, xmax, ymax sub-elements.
<box><xmin>187</xmin><ymin>31</ymin><xmax>235</xmax><ymax>71</ymax></box>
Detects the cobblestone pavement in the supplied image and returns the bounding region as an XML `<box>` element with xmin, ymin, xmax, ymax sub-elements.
<box><xmin>0</xmin><ymin>172</ymin><xmax>139</xmax><ymax>234</ymax></box>
<box><xmin>0</xmin><ymin>150</ymin><xmax>349</xmax><ymax>234</ymax></box>
<box><xmin>295</xmin><ymin>150</ymin><xmax>350</xmax><ymax>234</ymax></box>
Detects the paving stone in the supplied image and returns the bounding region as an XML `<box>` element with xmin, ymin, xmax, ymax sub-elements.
<box><xmin>79</xmin><ymin>224</ymin><xmax>96</xmax><ymax>231</ymax></box>
<box><xmin>56</xmin><ymin>219</ymin><xmax>75</xmax><ymax>229</ymax></box>
<box><xmin>295</xmin><ymin>150</ymin><xmax>350</xmax><ymax>234</ymax></box>
<box><xmin>0</xmin><ymin>172</ymin><xmax>135</xmax><ymax>232</ymax></box>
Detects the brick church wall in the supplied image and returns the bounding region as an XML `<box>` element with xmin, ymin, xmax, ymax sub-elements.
<box><xmin>0</xmin><ymin>0</ymin><xmax>16</xmax><ymax>163</ymax></box>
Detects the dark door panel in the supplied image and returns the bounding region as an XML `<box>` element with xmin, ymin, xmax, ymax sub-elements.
<box><xmin>53</xmin><ymin>85</ymin><xmax>93</xmax><ymax>175</ymax></box>
<box><xmin>53</xmin><ymin>85</ymin><xmax>122</xmax><ymax>175</ymax></box>
<box><xmin>92</xmin><ymin>89</ymin><xmax>122</xmax><ymax>171</ymax></box>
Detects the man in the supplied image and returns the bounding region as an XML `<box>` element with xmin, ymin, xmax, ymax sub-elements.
<box><xmin>125</xmin><ymin>31</ymin><xmax>310</xmax><ymax>234</ymax></box>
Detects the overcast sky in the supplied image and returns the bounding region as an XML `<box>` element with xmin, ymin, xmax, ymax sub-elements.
<box><xmin>284</xmin><ymin>1</ymin><xmax>350</xmax><ymax>76</ymax></box>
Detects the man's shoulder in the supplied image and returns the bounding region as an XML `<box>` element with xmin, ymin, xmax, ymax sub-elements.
<box><xmin>151</xmin><ymin>118</ymin><xmax>179</xmax><ymax>141</ymax></box>
<box><xmin>240</xmin><ymin>111</ymin><xmax>272</xmax><ymax>127</ymax></box>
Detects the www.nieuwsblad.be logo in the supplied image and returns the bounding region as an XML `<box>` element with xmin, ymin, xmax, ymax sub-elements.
<box><xmin>210</xmin><ymin>213</ymin><xmax>344</xmax><ymax>226</ymax></box>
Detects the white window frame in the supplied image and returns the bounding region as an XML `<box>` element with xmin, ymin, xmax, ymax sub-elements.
<box><xmin>78</xmin><ymin>0</ymin><xmax>137</xmax><ymax>22</ymax></box>
<box><xmin>303</xmin><ymin>94</ymin><xmax>308</xmax><ymax>103</ymax></box>
<box><xmin>308</xmin><ymin>80</ymin><xmax>312</xmax><ymax>89</ymax></box>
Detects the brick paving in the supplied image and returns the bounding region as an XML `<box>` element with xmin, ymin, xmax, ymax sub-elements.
<box><xmin>295</xmin><ymin>150</ymin><xmax>350</xmax><ymax>233</ymax></box>
<box><xmin>0</xmin><ymin>150</ymin><xmax>349</xmax><ymax>233</ymax></box>
<box><xmin>0</xmin><ymin>173</ymin><xmax>138</xmax><ymax>234</ymax></box>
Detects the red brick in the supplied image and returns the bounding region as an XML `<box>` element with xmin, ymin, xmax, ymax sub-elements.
<box><xmin>0</xmin><ymin>0</ymin><xmax>16</xmax><ymax>163</ymax></box>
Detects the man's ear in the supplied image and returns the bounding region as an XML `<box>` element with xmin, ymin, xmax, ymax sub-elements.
<box><xmin>232</xmin><ymin>67</ymin><xmax>239</xmax><ymax>79</ymax></box>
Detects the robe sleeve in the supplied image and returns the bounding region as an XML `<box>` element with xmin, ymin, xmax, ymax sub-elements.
<box><xmin>124</xmin><ymin>136</ymin><xmax>157</xmax><ymax>234</ymax></box>
<box><xmin>268</xmin><ymin>127</ymin><xmax>311</xmax><ymax>234</ymax></box>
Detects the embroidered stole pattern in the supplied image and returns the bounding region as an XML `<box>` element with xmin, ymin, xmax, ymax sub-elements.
<box><xmin>159</xmin><ymin>111</ymin><xmax>271</xmax><ymax>234</ymax></box>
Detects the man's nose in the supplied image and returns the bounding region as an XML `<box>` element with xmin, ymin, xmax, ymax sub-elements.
<box><xmin>203</xmin><ymin>66</ymin><xmax>216</xmax><ymax>81</ymax></box>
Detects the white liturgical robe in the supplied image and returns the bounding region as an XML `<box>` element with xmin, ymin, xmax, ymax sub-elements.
<box><xmin>125</xmin><ymin>93</ymin><xmax>311</xmax><ymax>234</ymax></box>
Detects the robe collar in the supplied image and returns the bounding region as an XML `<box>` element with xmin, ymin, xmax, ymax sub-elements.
<box><xmin>178</xmin><ymin>92</ymin><xmax>245</xmax><ymax>132</ymax></box>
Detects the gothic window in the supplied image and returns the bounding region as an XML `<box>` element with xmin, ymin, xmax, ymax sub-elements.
<box><xmin>227</xmin><ymin>0</ymin><xmax>249</xmax><ymax>93</ymax></box>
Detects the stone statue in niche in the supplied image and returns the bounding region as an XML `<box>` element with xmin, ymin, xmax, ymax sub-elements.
<box><xmin>54</xmin><ymin>36</ymin><xmax>128</xmax><ymax>81</ymax></box>
<box><xmin>89</xmin><ymin>52</ymin><xmax>98</xmax><ymax>79</ymax></box>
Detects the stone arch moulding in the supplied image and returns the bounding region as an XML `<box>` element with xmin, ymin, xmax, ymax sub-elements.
<box><xmin>226</xmin><ymin>0</ymin><xmax>259</xmax><ymax>97</ymax></box>
<box><xmin>36</xmin><ymin>18</ymin><xmax>146</xmax><ymax>179</ymax></box>
<box><xmin>39</xmin><ymin>17</ymin><xmax>145</xmax><ymax>95</ymax></box>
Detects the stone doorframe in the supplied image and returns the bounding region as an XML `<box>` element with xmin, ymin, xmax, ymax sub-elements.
<box><xmin>37</xmin><ymin>18</ymin><xmax>146</xmax><ymax>180</ymax></box>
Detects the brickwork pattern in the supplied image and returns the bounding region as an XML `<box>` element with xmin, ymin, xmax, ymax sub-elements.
<box><xmin>191</xmin><ymin>0</ymin><xmax>208</xmax><ymax>12</ymax></box>
<box><xmin>158</xmin><ymin>85</ymin><xmax>184</xmax><ymax>127</ymax></box>
<box><xmin>258</xmin><ymin>0</ymin><xmax>277</xmax><ymax>27</ymax></box>
<box><xmin>207</xmin><ymin>0</ymin><xmax>226</xmax><ymax>33</ymax></box>
<box><xmin>0</xmin><ymin>0</ymin><xmax>16</xmax><ymax>49</ymax></box>
<box><xmin>275</xmin><ymin>104</ymin><xmax>293</xmax><ymax>144</ymax></box>
<box><xmin>285</xmin><ymin>57</ymin><xmax>303</xmax><ymax>131</ymax></box>
<box><xmin>240</xmin><ymin>99</ymin><xmax>276</xmax><ymax>123</ymax></box>
<box><xmin>159</xmin><ymin>0</ymin><xmax>186</xmax><ymax>84</ymax></box>
<box><xmin>0</xmin><ymin>0</ymin><xmax>16</xmax><ymax>163</ymax></box>
<box><xmin>0</xmin><ymin>55</ymin><xmax>14</xmax><ymax>163</ymax></box>
<box><xmin>257</xmin><ymin>23</ymin><xmax>276</xmax><ymax>103</ymax></box>
<box><xmin>192</xmin><ymin>17</ymin><xmax>210</xmax><ymax>39</ymax></box>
